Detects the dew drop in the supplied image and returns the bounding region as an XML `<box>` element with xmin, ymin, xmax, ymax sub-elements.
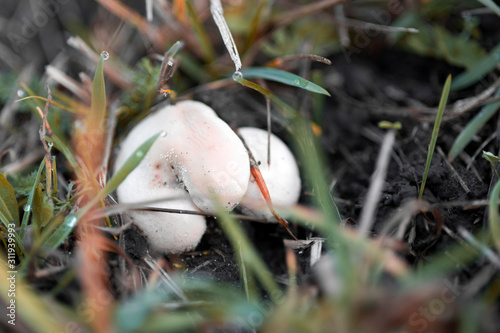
<box><xmin>66</xmin><ymin>215</ymin><xmax>78</xmax><ymax>228</ymax></box>
<box><xmin>23</xmin><ymin>204</ymin><xmax>31</xmax><ymax>212</ymax></box>
<box><xmin>232</xmin><ymin>71</ymin><xmax>243</xmax><ymax>81</ymax></box>
<box><xmin>17</xmin><ymin>89</ymin><xmax>25</xmax><ymax>97</ymax></box>
<box><xmin>136</xmin><ymin>151</ymin><xmax>144</xmax><ymax>158</ymax></box>
<box><xmin>160</xmin><ymin>131</ymin><xmax>167</xmax><ymax>137</ymax></box>
<box><xmin>101</xmin><ymin>51</ymin><xmax>110</xmax><ymax>60</ymax></box>
<box><xmin>294</xmin><ymin>79</ymin><xmax>300</xmax><ymax>85</ymax></box>
<box><xmin>48</xmin><ymin>142</ymin><xmax>53</xmax><ymax>147</ymax></box>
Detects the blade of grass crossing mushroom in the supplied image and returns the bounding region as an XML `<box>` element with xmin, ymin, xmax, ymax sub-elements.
<box><xmin>489</xmin><ymin>179</ymin><xmax>500</xmax><ymax>252</ymax></box>
<box><xmin>236</xmin><ymin>128</ymin><xmax>298</xmax><ymax>239</ymax></box>
<box><xmin>419</xmin><ymin>75</ymin><xmax>452</xmax><ymax>200</ymax></box>
<box><xmin>448</xmin><ymin>88</ymin><xmax>500</xmax><ymax>161</ymax></box>
<box><xmin>240</xmin><ymin>67</ymin><xmax>331</xmax><ymax>96</ymax></box>
<box><xmin>210</xmin><ymin>0</ymin><xmax>242</xmax><ymax>71</ymax></box>
<box><xmin>43</xmin><ymin>132</ymin><xmax>161</xmax><ymax>249</ymax></box>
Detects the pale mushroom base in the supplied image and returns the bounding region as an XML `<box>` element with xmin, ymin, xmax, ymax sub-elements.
<box><xmin>124</xmin><ymin>200</ymin><xmax>206</xmax><ymax>254</ymax></box>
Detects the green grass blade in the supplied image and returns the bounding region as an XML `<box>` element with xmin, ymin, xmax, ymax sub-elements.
<box><xmin>0</xmin><ymin>173</ymin><xmax>19</xmax><ymax>227</ymax></box>
<box><xmin>240</xmin><ymin>67</ymin><xmax>331</xmax><ymax>96</ymax></box>
<box><xmin>42</xmin><ymin>214</ymin><xmax>78</xmax><ymax>249</ymax></box>
<box><xmin>89</xmin><ymin>52</ymin><xmax>106</xmax><ymax>131</ymax></box>
<box><xmin>448</xmin><ymin>88</ymin><xmax>500</xmax><ymax>161</ymax></box>
<box><xmin>419</xmin><ymin>74</ymin><xmax>452</xmax><ymax>200</ymax></box>
<box><xmin>489</xmin><ymin>179</ymin><xmax>500</xmax><ymax>252</ymax></box>
<box><xmin>216</xmin><ymin>206</ymin><xmax>282</xmax><ymax>302</ymax></box>
<box><xmin>98</xmin><ymin>132</ymin><xmax>161</xmax><ymax>200</ymax></box>
<box><xmin>19</xmin><ymin>158</ymin><xmax>46</xmax><ymax>239</ymax></box>
<box><xmin>451</xmin><ymin>43</ymin><xmax>500</xmax><ymax>91</ymax></box>
<box><xmin>477</xmin><ymin>0</ymin><xmax>500</xmax><ymax>17</ymax></box>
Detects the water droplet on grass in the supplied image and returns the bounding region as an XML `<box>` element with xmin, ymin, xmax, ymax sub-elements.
<box><xmin>17</xmin><ymin>89</ymin><xmax>25</xmax><ymax>97</ymax></box>
<box><xmin>23</xmin><ymin>204</ymin><xmax>31</xmax><ymax>212</ymax></box>
<box><xmin>160</xmin><ymin>131</ymin><xmax>167</xmax><ymax>137</ymax></box>
<box><xmin>101</xmin><ymin>51</ymin><xmax>109</xmax><ymax>60</ymax></box>
<box><xmin>232</xmin><ymin>71</ymin><xmax>243</xmax><ymax>81</ymax></box>
<box><xmin>66</xmin><ymin>215</ymin><xmax>78</xmax><ymax>228</ymax></box>
<box><xmin>136</xmin><ymin>151</ymin><xmax>144</xmax><ymax>158</ymax></box>
<box><xmin>48</xmin><ymin>142</ymin><xmax>53</xmax><ymax>147</ymax></box>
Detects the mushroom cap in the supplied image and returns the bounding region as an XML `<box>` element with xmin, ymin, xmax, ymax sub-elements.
<box><xmin>147</xmin><ymin>100</ymin><xmax>250</xmax><ymax>212</ymax></box>
<box><xmin>114</xmin><ymin>100</ymin><xmax>250</xmax><ymax>253</ymax></box>
<box><xmin>238</xmin><ymin>127</ymin><xmax>301</xmax><ymax>220</ymax></box>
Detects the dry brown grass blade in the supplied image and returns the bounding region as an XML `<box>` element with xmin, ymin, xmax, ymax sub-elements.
<box><xmin>77</xmin><ymin>223</ymin><xmax>114</xmax><ymax>333</ymax></box>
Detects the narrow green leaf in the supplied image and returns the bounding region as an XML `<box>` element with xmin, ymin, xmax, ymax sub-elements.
<box><xmin>477</xmin><ymin>0</ymin><xmax>500</xmax><ymax>17</ymax></box>
<box><xmin>240</xmin><ymin>67</ymin><xmax>331</xmax><ymax>96</ymax></box>
<box><xmin>451</xmin><ymin>42</ymin><xmax>500</xmax><ymax>91</ymax></box>
<box><xmin>99</xmin><ymin>132</ymin><xmax>161</xmax><ymax>200</ymax></box>
<box><xmin>42</xmin><ymin>214</ymin><xmax>77</xmax><ymax>249</ymax></box>
<box><xmin>32</xmin><ymin>184</ymin><xmax>54</xmax><ymax>229</ymax></box>
<box><xmin>0</xmin><ymin>173</ymin><xmax>19</xmax><ymax>227</ymax></box>
<box><xmin>448</xmin><ymin>88</ymin><xmax>500</xmax><ymax>161</ymax></box>
<box><xmin>89</xmin><ymin>53</ymin><xmax>106</xmax><ymax>131</ymax></box>
<box><xmin>489</xmin><ymin>179</ymin><xmax>500</xmax><ymax>252</ymax></box>
<box><xmin>216</xmin><ymin>205</ymin><xmax>282</xmax><ymax>302</ymax></box>
<box><xmin>419</xmin><ymin>75</ymin><xmax>452</xmax><ymax>200</ymax></box>
<box><xmin>20</xmin><ymin>158</ymin><xmax>46</xmax><ymax>239</ymax></box>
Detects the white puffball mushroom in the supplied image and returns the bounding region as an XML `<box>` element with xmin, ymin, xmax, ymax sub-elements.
<box><xmin>238</xmin><ymin>127</ymin><xmax>301</xmax><ymax>221</ymax></box>
<box><xmin>114</xmin><ymin>100</ymin><xmax>250</xmax><ymax>253</ymax></box>
<box><xmin>147</xmin><ymin>100</ymin><xmax>250</xmax><ymax>212</ymax></box>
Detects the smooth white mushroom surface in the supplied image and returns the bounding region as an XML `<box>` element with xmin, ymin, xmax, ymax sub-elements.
<box><xmin>238</xmin><ymin>127</ymin><xmax>301</xmax><ymax>220</ymax></box>
<box><xmin>114</xmin><ymin>100</ymin><xmax>250</xmax><ymax>253</ymax></box>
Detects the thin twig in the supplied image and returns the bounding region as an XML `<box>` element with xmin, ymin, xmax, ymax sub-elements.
<box><xmin>358</xmin><ymin>129</ymin><xmax>396</xmax><ymax>236</ymax></box>
<box><xmin>39</xmin><ymin>85</ymin><xmax>53</xmax><ymax>196</ymax></box>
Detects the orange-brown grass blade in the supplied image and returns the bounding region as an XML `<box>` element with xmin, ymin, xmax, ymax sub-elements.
<box><xmin>77</xmin><ymin>225</ymin><xmax>114</xmax><ymax>333</ymax></box>
<box><xmin>246</xmin><ymin>150</ymin><xmax>298</xmax><ymax>240</ymax></box>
